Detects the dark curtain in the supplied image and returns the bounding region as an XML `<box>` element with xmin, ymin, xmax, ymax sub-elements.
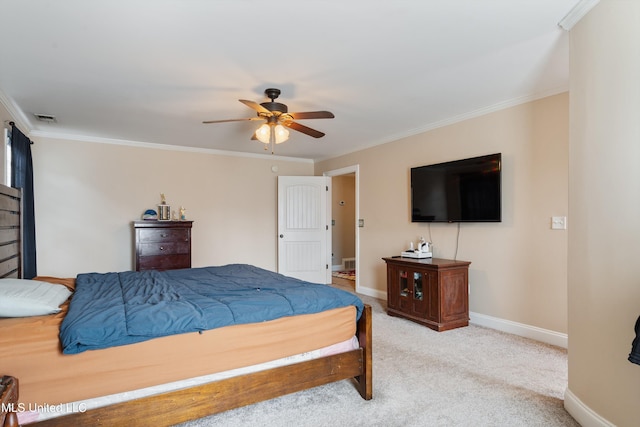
<box><xmin>10</xmin><ymin>124</ymin><xmax>37</xmax><ymax>278</ymax></box>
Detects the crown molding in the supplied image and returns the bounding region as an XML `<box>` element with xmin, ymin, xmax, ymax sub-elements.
<box><xmin>315</xmin><ymin>85</ymin><xmax>569</xmax><ymax>163</ymax></box>
<box><xmin>558</xmin><ymin>0</ymin><xmax>600</xmax><ymax>31</ymax></box>
<box><xmin>0</xmin><ymin>89</ymin><xmax>32</xmax><ymax>133</ymax></box>
<box><xmin>28</xmin><ymin>130</ymin><xmax>314</xmax><ymax>163</ymax></box>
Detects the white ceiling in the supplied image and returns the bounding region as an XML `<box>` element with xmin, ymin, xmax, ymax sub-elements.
<box><xmin>0</xmin><ymin>1</ymin><xmax>579</xmax><ymax>161</ymax></box>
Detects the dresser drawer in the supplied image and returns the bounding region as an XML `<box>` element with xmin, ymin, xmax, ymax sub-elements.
<box><xmin>138</xmin><ymin>241</ymin><xmax>190</xmax><ymax>256</ymax></box>
<box><xmin>137</xmin><ymin>228</ymin><xmax>190</xmax><ymax>244</ymax></box>
<box><xmin>138</xmin><ymin>254</ymin><xmax>190</xmax><ymax>271</ymax></box>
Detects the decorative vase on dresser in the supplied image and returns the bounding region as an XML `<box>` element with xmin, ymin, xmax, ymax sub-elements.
<box><xmin>382</xmin><ymin>257</ymin><xmax>471</xmax><ymax>331</ymax></box>
<box><xmin>133</xmin><ymin>220</ymin><xmax>193</xmax><ymax>271</ymax></box>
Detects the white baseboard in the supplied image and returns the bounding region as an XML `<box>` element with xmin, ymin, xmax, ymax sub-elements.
<box><xmin>469</xmin><ymin>311</ymin><xmax>568</xmax><ymax>349</ymax></box>
<box><xmin>564</xmin><ymin>388</ymin><xmax>615</xmax><ymax>427</ymax></box>
<box><xmin>356</xmin><ymin>295</ymin><xmax>570</xmax><ymax>349</ymax></box>
<box><xmin>356</xmin><ymin>286</ymin><xmax>386</xmax><ymax>300</ymax></box>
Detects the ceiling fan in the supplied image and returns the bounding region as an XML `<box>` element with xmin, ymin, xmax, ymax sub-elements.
<box><xmin>202</xmin><ymin>88</ymin><xmax>334</xmax><ymax>153</ymax></box>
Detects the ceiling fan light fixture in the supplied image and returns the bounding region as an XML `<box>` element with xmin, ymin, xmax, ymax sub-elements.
<box><xmin>255</xmin><ymin>123</ymin><xmax>290</xmax><ymax>145</ymax></box>
<box><xmin>274</xmin><ymin>124</ymin><xmax>289</xmax><ymax>144</ymax></box>
<box><xmin>255</xmin><ymin>123</ymin><xmax>271</xmax><ymax>144</ymax></box>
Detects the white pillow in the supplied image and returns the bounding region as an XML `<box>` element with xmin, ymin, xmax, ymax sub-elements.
<box><xmin>0</xmin><ymin>278</ymin><xmax>72</xmax><ymax>317</ymax></box>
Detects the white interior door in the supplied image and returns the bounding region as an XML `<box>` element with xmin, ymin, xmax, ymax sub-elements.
<box><xmin>277</xmin><ymin>176</ymin><xmax>331</xmax><ymax>284</ymax></box>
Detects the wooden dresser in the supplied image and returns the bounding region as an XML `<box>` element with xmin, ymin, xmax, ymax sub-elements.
<box><xmin>383</xmin><ymin>257</ymin><xmax>471</xmax><ymax>331</ymax></box>
<box><xmin>133</xmin><ymin>220</ymin><xmax>193</xmax><ymax>271</ymax></box>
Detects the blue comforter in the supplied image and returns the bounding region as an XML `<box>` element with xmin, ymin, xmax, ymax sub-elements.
<box><xmin>60</xmin><ymin>264</ymin><xmax>364</xmax><ymax>354</ymax></box>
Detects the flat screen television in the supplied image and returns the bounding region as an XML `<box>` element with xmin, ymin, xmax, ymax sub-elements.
<box><xmin>411</xmin><ymin>153</ymin><xmax>502</xmax><ymax>223</ymax></box>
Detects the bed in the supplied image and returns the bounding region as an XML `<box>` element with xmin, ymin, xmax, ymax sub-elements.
<box><xmin>0</xmin><ymin>183</ymin><xmax>372</xmax><ymax>426</ymax></box>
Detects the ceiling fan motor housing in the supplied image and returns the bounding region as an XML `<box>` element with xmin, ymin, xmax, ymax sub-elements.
<box><xmin>260</xmin><ymin>101</ymin><xmax>288</xmax><ymax>114</ymax></box>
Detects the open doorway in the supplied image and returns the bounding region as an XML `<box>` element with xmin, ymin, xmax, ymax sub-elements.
<box><xmin>324</xmin><ymin>166</ymin><xmax>358</xmax><ymax>293</ymax></box>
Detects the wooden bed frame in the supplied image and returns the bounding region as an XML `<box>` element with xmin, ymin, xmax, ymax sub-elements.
<box><xmin>0</xmin><ymin>183</ymin><xmax>372</xmax><ymax>426</ymax></box>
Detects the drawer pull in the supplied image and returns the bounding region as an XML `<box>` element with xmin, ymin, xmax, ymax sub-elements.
<box><xmin>159</xmin><ymin>246</ymin><xmax>165</xmax><ymax>251</ymax></box>
<box><xmin>161</xmin><ymin>233</ymin><xmax>168</xmax><ymax>238</ymax></box>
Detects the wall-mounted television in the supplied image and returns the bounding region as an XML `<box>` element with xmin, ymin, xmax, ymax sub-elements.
<box><xmin>411</xmin><ymin>153</ymin><xmax>502</xmax><ymax>223</ymax></box>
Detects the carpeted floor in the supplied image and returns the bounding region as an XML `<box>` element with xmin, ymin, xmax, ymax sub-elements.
<box><xmin>176</xmin><ymin>293</ymin><xmax>578</xmax><ymax>427</ymax></box>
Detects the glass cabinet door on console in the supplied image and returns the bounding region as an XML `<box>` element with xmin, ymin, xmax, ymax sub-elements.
<box><xmin>390</xmin><ymin>267</ymin><xmax>430</xmax><ymax>319</ymax></box>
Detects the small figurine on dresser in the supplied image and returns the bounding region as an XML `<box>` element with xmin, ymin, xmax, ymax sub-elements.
<box><xmin>180</xmin><ymin>206</ymin><xmax>187</xmax><ymax>221</ymax></box>
<box><xmin>141</xmin><ymin>209</ymin><xmax>157</xmax><ymax>220</ymax></box>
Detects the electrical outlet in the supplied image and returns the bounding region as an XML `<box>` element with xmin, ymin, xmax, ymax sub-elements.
<box><xmin>551</xmin><ymin>216</ymin><xmax>567</xmax><ymax>230</ymax></box>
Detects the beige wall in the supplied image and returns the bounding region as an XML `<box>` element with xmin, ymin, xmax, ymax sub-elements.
<box><xmin>317</xmin><ymin>93</ymin><xmax>569</xmax><ymax>334</ymax></box>
<box><xmin>331</xmin><ymin>174</ymin><xmax>356</xmax><ymax>267</ymax></box>
<box><xmin>31</xmin><ymin>136</ymin><xmax>313</xmax><ymax>277</ymax></box>
<box><xmin>567</xmin><ymin>0</ymin><xmax>640</xmax><ymax>425</ymax></box>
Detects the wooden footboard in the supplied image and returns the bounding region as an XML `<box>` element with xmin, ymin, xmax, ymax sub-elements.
<box><xmin>354</xmin><ymin>303</ymin><xmax>373</xmax><ymax>400</ymax></box>
<box><xmin>1</xmin><ymin>376</ymin><xmax>19</xmax><ymax>427</ymax></box>
<box><xmin>18</xmin><ymin>304</ymin><xmax>372</xmax><ymax>426</ymax></box>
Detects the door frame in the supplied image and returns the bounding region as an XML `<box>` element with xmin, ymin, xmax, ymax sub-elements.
<box><xmin>324</xmin><ymin>165</ymin><xmax>360</xmax><ymax>293</ymax></box>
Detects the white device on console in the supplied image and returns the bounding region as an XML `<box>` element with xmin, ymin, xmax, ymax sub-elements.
<box><xmin>401</xmin><ymin>237</ymin><xmax>433</xmax><ymax>259</ymax></box>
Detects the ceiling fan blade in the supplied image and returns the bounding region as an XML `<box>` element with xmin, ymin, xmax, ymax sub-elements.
<box><xmin>239</xmin><ymin>99</ymin><xmax>272</xmax><ymax>115</ymax></box>
<box><xmin>288</xmin><ymin>111</ymin><xmax>334</xmax><ymax>120</ymax></box>
<box><xmin>283</xmin><ymin>121</ymin><xmax>326</xmax><ymax>138</ymax></box>
<box><xmin>202</xmin><ymin>117</ymin><xmax>263</xmax><ymax>124</ymax></box>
